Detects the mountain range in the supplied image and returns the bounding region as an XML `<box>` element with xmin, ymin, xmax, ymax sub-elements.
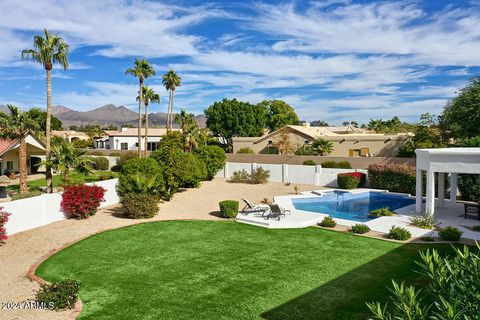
<box><xmin>0</xmin><ymin>104</ymin><xmax>207</xmax><ymax>129</ymax></box>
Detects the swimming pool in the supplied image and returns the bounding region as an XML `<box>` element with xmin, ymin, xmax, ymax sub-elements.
<box><xmin>292</xmin><ymin>191</ymin><xmax>415</xmax><ymax>222</ymax></box>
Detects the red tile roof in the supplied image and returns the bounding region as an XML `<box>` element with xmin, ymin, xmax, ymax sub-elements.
<box><xmin>0</xmin><ymin>138</ymin><xmax>16</xmax><ymax>156</ymax></box>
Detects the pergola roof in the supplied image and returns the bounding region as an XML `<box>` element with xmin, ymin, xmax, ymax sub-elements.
<box><xmin>415</xmin><ymin>148</ymin><xmax>480</xmax><ymax>174</ymax></box>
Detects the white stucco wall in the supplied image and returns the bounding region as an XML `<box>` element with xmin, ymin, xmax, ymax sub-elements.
<box><xmin>108</xmin><ymin>136</ymin><xmax>163</xmax><ymax>151</ymax></box>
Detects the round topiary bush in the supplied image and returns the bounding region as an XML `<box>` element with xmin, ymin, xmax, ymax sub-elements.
<box><xmin>303</xmin><ymin>160</ymin><xmax>316</xmax><ymax>166</ymax></box>
<box><xmin>219</xmin><ymin>200</ymin><xmax>239</xmax><ymax>218</ymax></box>
<box><xmin>120</xmin><ymin>193</ymin><xmax>160</xmax><ymax>219</ymax></box>
<box><xmin>337</xmin><ymin>161</ymin><xmax>352</xmax><ymax>169</ymax></box>
<box><xmin>438</xmin><ymin>226</ymin><xmax>463</xmax><ymax>241</ymax></box>
<box><xmin>388</xmin><ymin>226</ymin><xmax>411</xmax><ymax>241</ymax></box>
<box><xmin>350</xmin><ymin>224</ymin><xmax>370</xmax><ymax>234</ymax></box>
<box><xmin>321</xmin><ymin>161</ymin><xmax>339</xmax><ymax>168</ymax></box>
<box><xmin>319</xmin><ymin>216</ymin><xmax>336</xmax><ymax>228</ymax></box>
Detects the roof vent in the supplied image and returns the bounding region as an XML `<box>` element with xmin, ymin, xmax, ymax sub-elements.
<box><xmin>302</xmin><ymin>122</ymin><xmax>310</xmax><ymax>128</ymax></box>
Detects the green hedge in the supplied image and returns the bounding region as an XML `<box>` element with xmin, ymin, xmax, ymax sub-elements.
<box><xmin>368</xmin><ymin>164</ymin><xmax>416</xmax><ymax>195</ymax></box>
<box><xmin>321</xmin><ymin>161</ymin><xmax>339</xmax><ymax>168</ymax></box>
<box><xmin>303</xmin><ymin>160</ymin><xmax>316</xmax><ymax>166</ymax></box>
<box><xmin>458</xmin><ymin>174</ymin><xmax>480</xmax><ymax>202</ymax></box>
<box><xmin>337</xmin><ymin>172</ymin><xmax>366</xmax><ymax>189</ymax></box>
<box><xmin>219</xmin><ymin>200</ymin><xmax>239</xmax><ymax>218</ymax></box>
<box><xmin>193</xmin><ymin>145</ymin><xmax>226</xmax><ymax>180</ymax></box>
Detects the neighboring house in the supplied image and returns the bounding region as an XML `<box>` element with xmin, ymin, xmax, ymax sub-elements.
<box><xmin>52</xmin><ymin>130</ymin><xmax>90</xmax><ymax>143</ymax></box>
<box><xmin>94</xmin><ymin>128</ymin><xmax>181</xmax><ymax>151</ymax></box>
<box><xmin>232</xmin><ymin>123</ymin><xmax>411</xmax><ymax>157</ymax></box>
<box><xmin>0</xmin><ymin>134</ymin><xmax>46</xmax><ymax>174</ymax></box>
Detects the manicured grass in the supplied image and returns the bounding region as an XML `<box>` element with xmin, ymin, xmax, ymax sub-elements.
<box><xmin>36</xmin><ymin>221</ymin><xmax>453</xmax><ymax>320</ymax></box>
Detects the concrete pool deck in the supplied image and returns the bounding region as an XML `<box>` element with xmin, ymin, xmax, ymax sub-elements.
<box><xmin>236</xmin><ymin>188</ymin><xmax>480</xmax><ymax>241</ymax></box>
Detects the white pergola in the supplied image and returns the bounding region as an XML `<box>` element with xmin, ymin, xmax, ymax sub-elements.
<box><xmin>415</xmin><ymin>148</ymin><xmax>480</xmax><ymax>216</ymax></box>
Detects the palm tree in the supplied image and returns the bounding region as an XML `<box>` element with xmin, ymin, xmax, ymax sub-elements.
<box><xmin>136</xmin><ymin>86</ymin><xmax>160</xmax><ymax>157</ymax></box>
<box><xmin>311</xmin><ymin>138</ymin><xmax>334</xmax><ymax>156</ymax></box>
<box><xmin>22</xmin><ymin>28</ymin><xmax>69</xmax><ymax>193</ymax></box>
<box><xmin>162</xmin><ymin>69</ymin><xmax>181</xmax><ymax>131</ymax></box>
<box><xmin>174</xmin><ymin>109</ymin><xmax>197</xmax><ymax>151</ymax></box>
<box><xmin>42</xmin><ymin>141</ymin><xmax>93</xmax><ymax>183</ymax></box>
<box><xmin>0</xmin><ymin>105</ymin><xmax>42</xmax><ymax>193</ymax></box>
<box><xmin>125</xmin><ymin>58</ymin><xmax>155</xmax><ymax>157</ymax></box>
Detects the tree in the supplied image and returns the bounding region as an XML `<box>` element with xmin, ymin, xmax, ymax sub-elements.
<box><xmin>311</xmin><ymin>138</ymin><xmax>334</xmax><ymax>156</ymax></box>
<box><xmin>162</xmin><ymin>69</ymin><xmax>181</xmax><ymax>131</ymax></box>
<box><xmin>42</xmin><ymin>141</ymin><xmax>93</xmax><ymax>182</ymax></box>
<box><xmin>311</xmin><ymin>120</ymin><xmax>329</xmax><ymax>127</ymax></box>
<box><xmin>125</xmin><ymin>58</ymin><xmax>156</xmax><ymax>157</ymax></box>
<box><xmin>37</xmin><ymin>111</ymin><xmax>62</xmax><ymax>132</ymax></box>
<box><xmin>205</xmin><ymin>98</ymin><xmax>267</xmax><ymax>142</ymax></box>
<box><xmin>367</xmin><ymin>119</ymin><xmax>384</xmax><ymax>132</ymax></box>
<box><xmin>193</xmin><ymin>145</ymin><xmax>226</xmax><ymax>180</ymax></box>
<box><xmin>0</xmin><ymin>105</ymin><xmax>42</xmax><ymax>193</ymax></box>
<box><xmin>257</xmin><ymin>99</ymin><xmax>300</xmax><ymax>131</ymax></box>
<box><xmin>174</xmin><ymin>109</ymin><xmax>198</xmax><ymax>152</ymax></box>
<box><xmin>22</xmin><ymin>28</ymin><xmax>69</xmax><ymax>193</ymax></box>
<box><xmin>442</xmin><ymin>76</ymin><xmax>480</xmax><ymax>138</ymax></box>
<box><xmin>137</xmin><ymin>86</ymin><xmax>160</xmax><ymax>157</ymax></box>
<box><xmin>273</xmin><ymin>130</ymin><xmax>295</xmax><ymax>155</ymax></box>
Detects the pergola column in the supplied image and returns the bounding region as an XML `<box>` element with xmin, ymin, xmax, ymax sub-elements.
<box><xmin>450</xmin><ymin>173</ymin><xmax>457</xmax><ymax>201</ymax></box>
<box><xmin>438</xmin><ymin>173</ymin><xmax>445</xmax><ymax>207</ymax></box>
<box><xmin>425</xmin><ymin>169</ymin><xmax>435</xmax><ymax>216</ymax></box>
<box><xmin>415</xmin><ymin>169</ymin><xmax>423</xmax><ymax>214</ymax></box>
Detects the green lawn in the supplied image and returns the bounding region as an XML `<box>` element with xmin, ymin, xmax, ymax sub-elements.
<box><xmin>36</xmin><ymin>221</ymin><xmax>452</xmax><ymax>320</ymax></box>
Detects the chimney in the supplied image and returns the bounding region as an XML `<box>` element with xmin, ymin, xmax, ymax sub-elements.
<box><xmin>121</xmin><ymin>127</ymin><xmax>128</xmax><ymax>132</ymax></box>
<box><xmin>302</xmin><ymin>122</ymin><xmax>310</xmax><ymax>128</ymax></box>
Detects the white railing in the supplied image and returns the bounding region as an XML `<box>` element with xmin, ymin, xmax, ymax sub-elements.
<box><xmin>216</xmin><ymin>162</ymin><xmax>367</xmax><ymax>187</ymax></box>
<box><xmin>3</xmin><ymin>178</ymin><xmax>119</xmax><ymax>236</ymax></box>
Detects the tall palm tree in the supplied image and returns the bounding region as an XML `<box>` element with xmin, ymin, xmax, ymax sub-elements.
<box><xmin>162</xmin><ymin>69</ymin><xmax>181</xmax><ymax>131</ymax></box>
<box><xmin>0</xmin><ymin>105</ymin><xmax>42</xmax><ymax>193</ymax></box>
<box><xmin>42</xmin><ymin>141</ymin><xmax>93</xmax><ymax>183</ymax></box>
<box><xmin>175</xmin><ymin>109</ymin><xmax>198</xmax><ymax>152</ymax></box>
<box><xmin>22</xmin><ymin>28</ymin><xmax>69</xmax><ymax>193</ymax></box>
<box><xmin>136</xmin><ymin>86</ymin><xmax>160</xmax><ymax>157</ymax></box>
<box><xmin>125</xmin><ymin>58</ymin><xmax>155</xmax><ymax>157</ymax></box>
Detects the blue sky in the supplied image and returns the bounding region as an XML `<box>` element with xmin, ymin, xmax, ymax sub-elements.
<box><xmin>1</xmin><ymin>0</ymin><xmax>479</xmax><ymax>125</ymax></box>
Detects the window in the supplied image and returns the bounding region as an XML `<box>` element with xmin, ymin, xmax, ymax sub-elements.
<box><xmin>147</xmin><ymin>142</ymin><xmax>158</xmax><ymax>151</ymax></box>
<box><xmin>120</xmin><ymin>143</ymin><xmax>128</xmax><ymax>150</ymax></box>
<box><xmin>6</xmin><ymin>161</ymin><xmax>13</xmax><ymax>171</ymax></box>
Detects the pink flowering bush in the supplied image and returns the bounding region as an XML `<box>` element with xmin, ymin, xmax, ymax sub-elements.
<box><xmin>61</xmin><ymin>185</ymin><xmax>105</xmax><ymax>219</ymax></box>
<box><xmin>368</xmin><ymin>164</ymin><xmax>416</xmax><ymax>194</ymax></box>
<box><xmin>0</xmin><ymin>207</ymin><xmax>11</xmax><ymax>244</ymax></box>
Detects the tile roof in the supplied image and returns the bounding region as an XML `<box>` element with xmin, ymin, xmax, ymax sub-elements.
<box><xmin>0</xmin><ymin>138</ymin><xmax>16</xmax><ymax>156</ymax></box>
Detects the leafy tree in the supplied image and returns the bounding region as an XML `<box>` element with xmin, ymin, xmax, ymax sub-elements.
<box><xmin>22</xmin><ymin>28</ymin><xmax>69</xmax><ymax>193</ymax></box>
<box><xmin>311</xmin><ymin>120</ymin><xmax>329</xmax><ymax>127</ymax></box>
<box><xmin>162</xmin><ymin>69</ymin><xmax>181</xmax><ymax>131</ymax></box>
<box><xmin>205</xmin><ymin>98</ymin><xmax>267</xmax><ymax>141</ymax></box>
<box><xmin>41</xmin><ymin>141</ymin><xmax>93</xmax><ymax>183</ymax></box>
<box><xmin>311</xmin><ymin>138</ymin><xmax>334</xmax><ymax>156</ymax></box>
<box><xmin>456</xmin><ymin>136</ymin><xmax>480</xmax><ymax>202</ymax></box>
<box><xmin>0</xmin><ymin>105</ymin><xmax>42</xmax><ymax>193</ymax></box>
<box><xmin>37</xmin><ymin>111</ymin><xmax>62</xmax><ymax>132</ymax></box>
<box><xmin>125</xmin><ymin>58</ymin><xmax>156</xmax><ymax>157</ymax></box>
<box><xmin>273</xmin><ymin>130</ymin><xmax>295</xmax><ymax>155</ymax></box>
<box><xmin>117</xmin><ymin>157</ymin><xmax>164</xmax><ymax>196</ymax></box>
<box><xmin>158</xmin><ymin>131</ymin><xmax>184</xmax><ymax>150</ymax></box>
<box><xmin>137</xmin><ymin>86</ymin><xmax>160</xmax><ymax>157</ymax></box>
<box><xmin>257</xmin><ymin>99</ymin><xmax>300</xmax><ymax>131</ymax></box>
<box><xmin>398</xmin><ymin>114</ymin><xmax>446</xmax><ymax>157</ymax></box>
<box><xmin>193</xmin><ymin>145</ymin><xmax>226</xmax><ymax>180</ymax></box>
<box><xmin>442</xmin><ymin>76</ymin><xmax>480</xmax><ymax>138</ymax></box>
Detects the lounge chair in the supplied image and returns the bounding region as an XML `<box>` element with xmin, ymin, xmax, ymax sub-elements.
<box><xmin>240</xmin><ymin>199</ymin><xmax>269</xmax><ymax>216</ymax></box>
<box><xmin>267</xmin><ymin>204</ymin><xmax>291</xmax><ymax>221</ymax></box>
<box><xmin>463</xmin><ymin>201</ymin><xmax>480</xmax><ymax>219</ymax></box>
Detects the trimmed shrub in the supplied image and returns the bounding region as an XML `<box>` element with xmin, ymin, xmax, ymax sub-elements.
<box><xmin>219</xmin><ymin>200</ymin><xmax>239</xmax><ymax>218</ymax></box>
<box><xmin>193</xmin><ymin>145</ymin><xmax>226</xmax><ymax>180</ymax></box>
<box><xmin>303</xmin><ymin>160</ymin><xmax>316</xmax><ymax>166</ymax></box>
<box><xmin>350</xmin><ymin>224</ymin><xmax>370</xmax><ymax>234</ymax></box>
<box><xmin>118</xmin><ymin>158</ymin><xmax>164</xmax><ymax>195</ymax></box>
<box><xmin>237</xmin><ymin>147</ymin><xmax>255</xmax><ymax>154</ymax></box>
<box><xmin>0</xmin><ymin>207</ymin><xmax>11</xmax><ymax>244</ymax></box>
<box><xmin>229</xmin><ymin>169</ymin><xmax>250</xmax><ymax>183</ymax></box>
<box><xmin>368</xmin><ymin>164</ymin><xmax>416</xmax><ymax>195</ymax></box>
<box><xmin>111</xmin><ymin>151</ymin><xmax>137</xmax><ymax>172</ymax></box>
<box><xmin>319</xmin><ymin>216</ymin><xmax>336</xmax><ymax>228</ymax></box>
<box><xmin>321</xmin><ymin>160</ymin><xmax>339</xmax><ymax>168</ymax></box>
<box><xmin>337</xmin><ymin>172</ymin><xmax>366</xmax><ymax>189</ymax></box>
<box><xmin>473</xmin><ymin>225</ymin><xmax>480</xmax><ymax>232</ymax></box>
<box><xmin>369</xmin><ymin>207</ymin><xmax>395</xmax><ymax>217</ymax></box>
<box><xmin>249</xmin><ymin>167</ymin><xmax>270</xmax><ymax>184</ymax></box>
<box><xmin>457</xmin><ymin>174</ymin><xmax>480</xmax><ymax>203</ymax></box>
<box><xmin>91</xmin><ymin>156</ymin><xmax>109</xmax><ymax>170</ymax></box>
<box><xmin>338</xmin><ymin>161</ymin><xmax>352</xmax><ymax>169</ymax></box>
<box><xmin>388</xmin><ymin>226</ymin><xmax>411</xmax><ymax>241</ymax></box>
<box><xmin>61</xmin><ymin>185</ymin><xmax>105</xmax><ymax>219</ymax></box>
<box><xmin>410</xmin><ymin>215</ymin><xmax>436</xmax><ymax>229</ymax></box>
<box><xmin>120</xmin><ymin>193</ymin><xmax>160</xmax><ymax>219</ymax></box>
<box><xmin>295</xmin><ymin>145</ymin><xmax>316</xmax><ymax>155</ymax></box>
<box><xmin>420</xmin><ymin>236</ymin><xmax>435</xmax><ymax>242</ymax></box>
<box><xmin>438</xmin><ymin>226</ymin><xmax>463</xmax><ymax>241</ymax></box>
<box><xmin>35</xmin><ymin>279</ymin><xmax>81</xmax><ymax>310</ymax></box>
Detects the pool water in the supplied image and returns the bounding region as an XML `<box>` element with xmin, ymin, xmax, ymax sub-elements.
<box><xmin>292</xmin><ymin>191</ymin><xmax>415</xmax><ymax>222</ymax></box>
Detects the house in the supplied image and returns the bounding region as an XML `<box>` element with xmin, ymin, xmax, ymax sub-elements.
<box><xmin>94</xmin><ymin>127</ymin><xmax>181</xmax><ymax>151</ymax></box>
<box><xmin>0</xmin><ymin>134</ymin><xmax>46</xmax><ymax>174</ymax></box>
<box><xmin>52</xmin><ymin>130</ymin><xmax>90</xmax><ymax>143</ymax></box>
<box><xmin>232</xmin><ymin>123</ymin><xmax>411</xmax><ymax>157</ymax></box>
